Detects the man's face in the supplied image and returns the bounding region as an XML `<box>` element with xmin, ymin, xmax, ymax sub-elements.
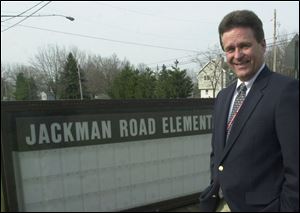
<box><xmin>221</xmin><ymin>27</ymin><xmax>266</xmax><ymax>81</ymax></box>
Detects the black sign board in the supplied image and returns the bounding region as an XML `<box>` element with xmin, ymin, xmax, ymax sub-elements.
<box><xmin>1</xmin><ymin>99</ymin><xmax>214</xmax><ymax>211</ymax></box>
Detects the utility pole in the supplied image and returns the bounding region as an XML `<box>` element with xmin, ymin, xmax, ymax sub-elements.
<box><xmin>272</xmin><ymin>9</ymin><xmax>277</xmax><ymax>72</ymax></box>
<box><xmin>77</xmin><ymin>64</ymin><xmax>83</xmax><ymax>100</ymax></box>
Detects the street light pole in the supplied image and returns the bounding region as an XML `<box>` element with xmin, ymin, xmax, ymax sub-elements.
<box><xmin>1</xmin><ymin>14</ymin><xmax>75</xmax><ymax>21</ymax></box>
<box><xmin>77</xmin><ymin>64</ymin><xmax>83</xmax><ymax>100</ymax></box>
<box><xmin>1</xmin><ymin>13</ymin><xmax>74</xmax><ymax>32</ymax></box>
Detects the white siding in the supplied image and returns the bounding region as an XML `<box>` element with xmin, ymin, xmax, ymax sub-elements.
<box><xmin>197</xmin><ymin>59</ymin><xmax>227</xmax><ymax>98</ymax></box>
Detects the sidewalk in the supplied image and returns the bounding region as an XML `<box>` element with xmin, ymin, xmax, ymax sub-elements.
<box><xmin>168</xmin><ymin>203</ymin><xmax>200</xmax><ymax>212</ymax></box>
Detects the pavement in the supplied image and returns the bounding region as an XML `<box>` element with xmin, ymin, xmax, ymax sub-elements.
<box><xmin>167</xmin><ymin>203</ymin><xmax>201</xmax><ymax>212</ymax></box>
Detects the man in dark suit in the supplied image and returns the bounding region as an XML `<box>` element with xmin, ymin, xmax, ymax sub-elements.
<box><xmin>199</xmin><ymin>10</ymin><xmax>299</xmax><ymax>212</ymax></box>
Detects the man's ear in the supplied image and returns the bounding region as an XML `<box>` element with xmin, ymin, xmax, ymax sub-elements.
<box><xmin>261</xmin><ymin>39</ymin><xmax>266</xmax><ymax>50</ymax></box>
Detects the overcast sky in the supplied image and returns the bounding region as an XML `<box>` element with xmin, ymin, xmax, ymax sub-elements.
<box><xmin>1</xmin><ymin>1</ymin><xmax>299</xmax><ymax>72</ymax></box>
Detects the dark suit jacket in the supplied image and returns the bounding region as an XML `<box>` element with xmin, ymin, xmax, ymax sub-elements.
<box><xmin>199</xmin><ymin>66</ymin><xmax>299</xmax><ymax>212</ymax></box>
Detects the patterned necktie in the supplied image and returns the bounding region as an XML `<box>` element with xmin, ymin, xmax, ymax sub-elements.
<box><xmin>226</xmin><ymin>83</ymin><xmax>247</xmax><ymax>139</ymax></box>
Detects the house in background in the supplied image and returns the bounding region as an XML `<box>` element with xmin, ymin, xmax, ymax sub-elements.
<box><xmin>40</xmin><ymin>91</ymin><xmax>55</xmax><ymax>100</ymax></box>
<box><xmin>197</xmin><ymin>58</ymin><xmax>235</xmax><ymax>98</ymax></box>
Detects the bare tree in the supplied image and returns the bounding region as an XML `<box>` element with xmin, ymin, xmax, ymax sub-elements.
<box><xmin>193</xmin><ymin>46</ymin><xmax>231</xmax><ymax>98</ymax></box>
<box><xmin>1</xmin><ymin>63</ymin><xmax>14</xmax><ymax>100</ymax></box>
<box><xmin>84</xmin><ymin>55</ymin><xmax>106</xmax><ymax>98</ymax></box>
<box><xmin>69</xmin><ymin>46</ymin><xmax>88</xmax><ymax>67</ymax></box>
<box><xmin>1</xmin><ymin>63</ymin><xmax>43</xmax><ymax>100</ymax></box>
<box><xmin>100</xmin><ymin>54</ymin><xmax>127</xmax><ymax>90</ymax></box>
<box><xmin>30</xmin><ymin>44</ymin><xmax>67</xmax><ymax>99</ymax></box>
<box><xmin>265</xmin><ymin>30</ymin><xmax>290</xmax><ymax>76</ymax></box>
<box><xmin>82</xmin><ymin>53</ymin><xmax>126</xmax><ymax>99</ymax></box>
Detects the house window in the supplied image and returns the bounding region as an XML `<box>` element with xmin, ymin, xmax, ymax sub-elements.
<box><xmin>204</xmin><ymin>75</ymin><xmax>210</xmax><ymax>81</ymax></box>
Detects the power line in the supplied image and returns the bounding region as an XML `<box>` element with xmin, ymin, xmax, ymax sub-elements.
<box><xmin>149</xmin><ymin>57</ymin><xmax>197</xmax><ymax>70</ymax></box>
<box><xmin>2</xmin><ymin>23</ymin><xmax>201</xmax><ymax>53</ymax></box>
<box><xmin>97</xmin><ymin>2</ymin><xmax>213</xmax><ymax>24</ymax></box>
<box><xmin>81</xmin><ymin>17</ymin><xmax>203</xmax><ymax>42</ymax></box>
<box><xmin>1</xmin><ymin>19</ymin><xmax>297</xmax><ymax>69</ymax></box>
<box><xmin>1</xmin><ymin>1</ymin><xmax>52</xmax><ymax>32</ymax></box>
<box><xmin>265</xmin><ymin>32</ymin><xmax>298</xmax><ymax>41</ymax></box>
<box><xmin>1</xmin><ymin>1</ymin><xmax>45</xmax><ymax>23</ymax></box>
<box><xmin>146</xmin><ymin>54</ymin><xmax>199</xmax><ymax>66</ymax></box>
<box><xmin>149</xmin><ymin>39</ymin><xmax>297</xmax><ymax>70</ymax></box>
<box><xmin>266</xmin><ymin>39</ymin><xmax>294</xmax><ymax>48</ymax></box>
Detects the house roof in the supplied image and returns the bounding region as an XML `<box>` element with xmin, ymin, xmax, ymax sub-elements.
<box><xmin>197</xmin><ymin>59</ymin><xmax>222</xmax><ymax>75</ymax></box>
<box><xmin>197</xmin><ymin>59</ymin><xmax>226</xmax><ymax>77</ymax></box>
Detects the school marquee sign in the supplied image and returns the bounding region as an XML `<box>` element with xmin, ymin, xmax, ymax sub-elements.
<box><xmin>1</xmin><ymin>99</ymin><xmax>214</xmax><ymax>212</ymax></box>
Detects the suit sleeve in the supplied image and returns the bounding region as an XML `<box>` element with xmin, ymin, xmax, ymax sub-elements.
<box><xmin>275</xmin><ymin>80</ymin><xmax>299</xmax><ymax>211</ymax></box>
<box><xmin>209</xmin><ymin>92</ymin><xmax>221</xmax><ymax>184</ymax></box>
<box><xmin>198</xmin><ymin>95</ymin><xmax>221</xmax><ymax>212</ymax></box>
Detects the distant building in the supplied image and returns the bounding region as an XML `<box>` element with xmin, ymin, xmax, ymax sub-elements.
<box><xmin>197</xmin><ymin>58</ymin><xmax>235</xmax><ymax>98</ymax></box>
<box><xmin>40</xmin><ymin>91</ymin><xmax>55</xmax><ymax>100</ymax></box>
<box><xmin>94</xmin><ymin>93</ymin><xmax>111</xmax><ymax>99</ymax></box>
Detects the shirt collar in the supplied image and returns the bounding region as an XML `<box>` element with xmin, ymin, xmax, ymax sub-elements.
<box><xmin>236</xmin><ymin>63</ymin><xmax>265</xmax><ymax>91</ymax></box>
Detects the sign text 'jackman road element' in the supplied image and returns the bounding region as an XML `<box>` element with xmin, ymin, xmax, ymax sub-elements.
<box><xmin>16</xmin><ymin>111</ymin><xmax>212</xmax><ymax>151</ymax></box>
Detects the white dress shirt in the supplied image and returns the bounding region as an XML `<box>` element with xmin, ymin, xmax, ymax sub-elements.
<box><xmin>227</xmin><ymin>63</ymin><xmax>266</xmax><ymax>122</ymax></box>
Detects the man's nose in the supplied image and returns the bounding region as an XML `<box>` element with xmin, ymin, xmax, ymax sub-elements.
<box><xmin>234</xmin><ymin>48</ymin><xmax>244</xmax><ymax>59</ymax></box>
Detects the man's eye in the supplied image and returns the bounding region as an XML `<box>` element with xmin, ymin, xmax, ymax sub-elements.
<box><xmin>226</xmin><ymin>48</ymin><xmax>234</xmax><ymax>53</ymax></box>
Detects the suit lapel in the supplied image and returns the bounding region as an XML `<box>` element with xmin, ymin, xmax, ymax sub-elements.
<box><xmin>220</xmin><ymin>67</ymin><xmax>272</xmax><ymax>161</ymax></box>
<box><xmin>218</xmin><ymin>84</ymin><xmax>236</xmax><ymax>150</ymax></box>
